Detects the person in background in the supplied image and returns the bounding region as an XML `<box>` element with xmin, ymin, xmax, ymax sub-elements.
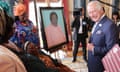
<box><xmin>87</xmin><ymin>17</ymin><xmax>95</xmax><ymax>32</ymax></box>
<box><xmin>0</xmin><ymin>4</ymin><xmax>27</xmax><ymax>72</ymax></box>
<box><xmin>10</xmin><ymin>3</ymin><xmax>39</xmax><ymax>49</ymax></box>
<box><xmin>71</xmin><ymin>8</ymin><xmax>89</xmax><ymax>62</ymax></box>
<box><xmin>112</xmin><ymin>11</ymin><xmax>120</xmax><ymax>46</ymax></box>
<box><xmin>112</xmin><ymin>11</ymin><xmax>120</xmax><ymax>25</ymax></box>
<box><xmin>87</xmin><ymin>1</ymin><xmax>119</xmax><ymax>72</ymax></box>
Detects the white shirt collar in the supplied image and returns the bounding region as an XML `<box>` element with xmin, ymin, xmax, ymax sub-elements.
<box><xmin>91</xmin><ymin>14</ymin><xmax>105</xmax><ymax>34</ymax></box>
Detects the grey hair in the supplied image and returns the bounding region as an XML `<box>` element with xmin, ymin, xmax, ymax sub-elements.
<box><xmin>87</xmin><ymin>1</ymin><xmax>103</xmax><ymax>11</ymax></box>
<box><xmin>0</xmin><ymin>6</ymin><xmax>6</xmax><ymax>36</ymax></box>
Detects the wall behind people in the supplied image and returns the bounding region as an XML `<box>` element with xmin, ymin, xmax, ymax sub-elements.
<box><xmin>112</xmin><ymin>0</ymin><xmax>120</xmax><ymax>12</ymax></box>
<box><xmin>99</xmin><ymin>0</ymin><xmax>114</xmax><ymax>18</ymax></box>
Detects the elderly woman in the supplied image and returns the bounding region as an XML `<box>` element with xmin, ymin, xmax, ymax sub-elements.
<box><xmin>0</xmin><ymin>5</ymin><xmax>27</xmax><ymax>72</ymax></box>
<box><xmin>24</xmin><ymin>41</ymin><xmax>75</xmax><ymax>72</ymax></box>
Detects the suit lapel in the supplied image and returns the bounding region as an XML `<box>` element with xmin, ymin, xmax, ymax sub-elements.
<box><xmin>92</xmin><ymin>16</ymin><xmax>107</xmax><ymax>35</ymax></box>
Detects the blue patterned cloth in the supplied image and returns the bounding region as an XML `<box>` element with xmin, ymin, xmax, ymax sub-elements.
<box><xmin>10</xmin><ymin>20</ymin><xmax>39</xmax><ymax>49</ymax></box>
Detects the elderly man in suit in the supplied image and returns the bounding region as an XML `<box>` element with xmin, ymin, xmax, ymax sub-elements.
<box><xmin>87</xmin><ymin>1</ymin><xmax>119</xmax><ymax>72</ymax></box>
<box><xmin>71</xmin><ymin>8</ymin><xmax>89</xmax><ymax>62</ymax></box>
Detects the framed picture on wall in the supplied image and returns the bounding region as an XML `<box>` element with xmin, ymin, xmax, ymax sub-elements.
<box><xmin>40</xmin><ymin>7</ymin><xmax>68</xmax><ymax>52</ymax></box>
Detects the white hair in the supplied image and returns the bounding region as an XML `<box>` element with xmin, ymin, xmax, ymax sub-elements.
<box><xmin>87</xmin><ymin>1</ymin><xmax>103</xmax><ymax>11</ymax></box>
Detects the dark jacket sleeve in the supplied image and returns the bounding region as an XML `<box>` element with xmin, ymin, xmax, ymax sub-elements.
<box><xmin>71</xmin><ymin>16</ymin><xmax>79</xmax><ymax>28</ymax></box>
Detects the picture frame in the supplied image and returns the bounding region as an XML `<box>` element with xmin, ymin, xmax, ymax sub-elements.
<box><xmin>40</xmin><ymin>7</ymin><xmax>68</xmax><ymax>52</ymax></box>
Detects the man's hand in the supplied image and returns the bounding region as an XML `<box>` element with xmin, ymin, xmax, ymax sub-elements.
<box><xmin>87</xmin><ymin>43</ymin><xmax>94</xmax><ymax>51</ymax></box>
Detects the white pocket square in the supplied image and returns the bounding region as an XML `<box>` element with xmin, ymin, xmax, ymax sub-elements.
<box><xmin>96</xmin><ymin>30</ymin><xmax>102</xmax><ymax>34</ymax></box>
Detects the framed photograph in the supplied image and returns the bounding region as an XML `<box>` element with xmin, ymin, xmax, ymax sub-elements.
<box><xmin>40</xmin><ymin>7</ymin><xmax>68</xmax><ymax>52</ymax></box>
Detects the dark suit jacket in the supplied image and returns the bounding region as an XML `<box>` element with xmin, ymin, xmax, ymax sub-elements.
<box><xmin>71</xmin><ymin>16</ymin><xmax>88</xmax><ymax>41</ymax></box>
<box><xmin>88</xmin><ymin>16</ymin><xmax>119</xmax><ymax>72</ymax></box>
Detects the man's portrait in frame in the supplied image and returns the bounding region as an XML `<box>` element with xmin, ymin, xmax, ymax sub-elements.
<box><xmin>40</xmin><ymin>7</ymin><xmax>68</xmax><ymax>51</ymax></box>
